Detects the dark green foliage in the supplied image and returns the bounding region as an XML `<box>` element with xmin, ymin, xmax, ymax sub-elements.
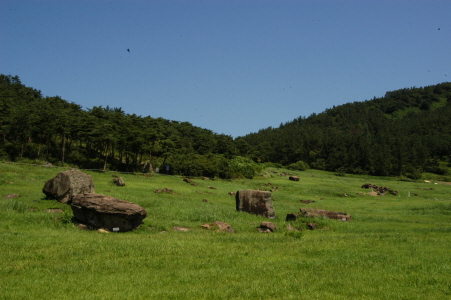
<box><xmin>0</xmin><ymin>75</ymin><xmax>238</xmax><ymax>177</ymax></box>
<box><xmin>287</xmin><ymin>160</ymin><xmax>309</xmax><ymax>171</ymax></box>
<box><xmin>239</xmin><ymin>82</ymin><xmax>451</xmax><ymax>177</ymax></box>
<box><xmin>2</xmin><ymin>74</ymin><xmax>451</xmax><ymax>179</ymax></box>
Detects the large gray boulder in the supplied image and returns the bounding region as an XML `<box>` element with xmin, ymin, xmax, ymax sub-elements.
<box><xmin>71</xmin><ymin>193</ymin><xmax>147</xmax><ymax>232</ymax></box>
<box><xmin>235</xmin><ymin>189</ymin><xmax>275</xmax><ymax>219</ymax></box>
<box><xmin>43</xmin><ymin>169</ymin><xmax>94</xmax><ymax>203</ymax></box>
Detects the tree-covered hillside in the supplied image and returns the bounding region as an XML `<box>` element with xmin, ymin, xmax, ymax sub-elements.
<box><xmin>0</xmin><ymin>74</ymin><xmax>245</xmax><ymax>177</ymax></box>
<box><xmin>2</xmin><ymin>74</ymin><xmax>450</xmax><ymax>179</ymax></box>
<box><xmin>238</xmin><ymin>82</ymin><xmax>451</xmax><ymax>178</ymax></box>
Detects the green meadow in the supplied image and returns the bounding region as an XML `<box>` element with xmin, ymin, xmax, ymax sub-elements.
<box><xmin>1</xmin><ymin>162</ymin><xmax>451</xmax><ymax>299</ymax></box>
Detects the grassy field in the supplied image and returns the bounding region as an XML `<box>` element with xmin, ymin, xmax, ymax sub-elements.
<box><xmin>1</xmin><ymin>162</ymin><xmax>451</xmax><ymax>299</ymax></box>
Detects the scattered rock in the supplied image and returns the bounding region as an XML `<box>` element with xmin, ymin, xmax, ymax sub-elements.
<box><xmin>306</xmin><ymin>223</ymin><xmax>318</xmax><ymax>230</ymax></box>
<box><xmin>114</xmin><ymin>177</ymin><xmax>125</xmax><ymax>186</ymax></box>
<box><xmin>300</xmin><ymin>208</ymin><xmax>351</xmax><ymax>221</ymax></box>
<box><xmin>286</xmin><ymin>213</ymin><xmax>302</xmax><ymax>221</ymax></box>
<box><xmin>98</xmin><ymin>228</ymin><xmax>109</xmax><ymax>233</ymax></box>
<box><xmin>361</xmin><ymin>183</ymin><xmax>398</xmax><ymax>196</ymax></box>
<box><xmin>172</xmin><ymin>226</ymin><xmax>190</xmax><ymax>232</ymax></box>
<box><xmin>228</xmin><ymin>192</ymin><xmax>236</xmax><ymax>196</ymax></box>
<box><xmin>289</xmin><ymin>176</ymin><xmax>299</xmax><ymax>181</ymax></box>
<box><xmin>154</xmin><ymin>188</ymin><xmax>174</xmax><ymax>193</ymax></box>
<box><xmin>202</xmin><ymin>177</ymin><xmax>210</xmax><ymax>180</ymax></box>
<box><xmin>202</xmin><ymin>199</ymin><xmax>208</xmax><ymax>202</ymax></box>
<box><xmin>258</xmin><ymin>221</ymin><xmax>276</xmax><ymax>233</ymax></box>
<box><xmin>183</xmin><ymin>178</ymin><xmax>192</xmax><ymax>183</ymax></box>
<box><xmin>43</xmin><ymin>169</ymin><xmax>95</xmax><ymax>203</ymax></box>
<box><xmin>300</xmin><ymin>199</ymin><xmax>314</xmax><ymax>204</ymax></box>
<box><xmin>201</xmin><ymin>221</ymin><xmax>235</xmax><ymax>233</ymax></box>
<box><xmin>235</xmin><ymin>189</ymin><xmax>275</xmax><ymax>219</ymax></box>
<box><xmin>77</xmin><ymin>224</ymin><xmax>91</xmax><ymax>230</ymax></box>
<box><xmin>4</xmin><ymin>193</ymin><xmax>19</xmax><ymax>199</ymax></box>
<box><xmin>207</xmin><ymin>186</ymin><xmax>216</xmax><ymax>189</ymax></box>
<box><xmin>71</xmin><ymin>193</ymin><xmax>147</xmax><ymax>232</ymax></box>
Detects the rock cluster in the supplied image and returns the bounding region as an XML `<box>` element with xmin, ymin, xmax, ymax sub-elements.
<box><xmin>43</xmin><ymin>170</ymin><xmax>146</xmax><ymax>232</ymax></box>
<box><xmin>361</xmin><ymin>183</ymin><xmax>398</xmax><ymax>195</ymax></box>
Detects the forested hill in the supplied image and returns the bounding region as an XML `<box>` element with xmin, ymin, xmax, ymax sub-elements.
<box><xmin>0</xmin><ymin>74</ymin><xmax>239</xmax><ymax>177</ymax></box>
<box><xmin>238</xmin><ymin>82</ymin><xmax>451</xmax><ymax>178</ymax></box>
<box><xmin>2</xmin><ymin>74</ymin><xmax>451</xmax><ymax>179</ymax></box>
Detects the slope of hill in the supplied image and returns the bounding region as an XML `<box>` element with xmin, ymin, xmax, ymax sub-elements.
<box><xmin>238</xmin><ymin>82</ymin><xmax>451</xmax><ymax>177</ymax></box>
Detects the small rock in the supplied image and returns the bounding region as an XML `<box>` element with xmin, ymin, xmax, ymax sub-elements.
<box><xmin>172</xmin><ymin>226</ymin><xmax>190</xmax><ymax>232</ymax></box>
<box><xmin>114</xmin><ymin>177</ymin><xmax>125</xmax><ymax>186</ymax></box>
<box><xmin>306</xmin><ymin>223</ymin><xmax>318</xmax><ymax>230</ymax></box>
<box><xmin>78</xmin><ymin>224</ymin><xmax>91</xmax><ymax>230</ymax></box>
<box><xmin>4</xmin><ymin>193</ymin><xmax>19</xmax><ymax>199</ymax></box>
<box><xmin>201</xmin><ymin>221</ymin><xmax>235</xmax><ymax>233</ymax></box>
<box><xmin>258</xmin><ymin>221</ymin><xmax>277</xmax><ymax>232</ymax></box>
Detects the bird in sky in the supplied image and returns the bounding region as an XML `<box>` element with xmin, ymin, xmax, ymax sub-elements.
<box><xmin>127</xmin><ymin>48</ymin><xmax>130</xmax><ymax>52</ymax></box>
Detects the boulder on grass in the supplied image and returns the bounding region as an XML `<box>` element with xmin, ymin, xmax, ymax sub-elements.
<box><xmin>114</xmin><ymin>177</ymin><xmax>125</xmax><ymax>186</ymax></box>
<box><xmin>258</xmin><ymin>221</ymin><xmax>277</xmax><ymax>233</ymax></box>
<box><xmin>289</xmin><ymin>176</ymin><xmax>299</xmax><ymax>181</ymax></box>
<box><xmin>43</xmin><ymin>169</ymin><xmax>94</xmax><ymax>203</ymax></box>
<box><xmin>236</xmin><ymin>189</ymin><xmax>275</xmax><ymax>219</ymax></box>
<box><xmin>71</xmin><ymin>193</ymin><xmax>147</xmax><ymax>232</ymax></box>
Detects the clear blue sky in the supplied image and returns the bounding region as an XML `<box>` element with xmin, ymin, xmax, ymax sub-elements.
<box><xmin>1</xmin><ymin>0</ymin><xmax>450</xmax><ymax>138</ymax></box>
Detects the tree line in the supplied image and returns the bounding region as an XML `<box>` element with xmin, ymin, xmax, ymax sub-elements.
<box><xmin>2</xmin><ymin>74</ymin><xmax>450</xmax><ymax>179</ymax></box>
<box><xmin>0</xmin><ymin>74</ymin><xmax>257</xmax><ymax>178</ymax></box>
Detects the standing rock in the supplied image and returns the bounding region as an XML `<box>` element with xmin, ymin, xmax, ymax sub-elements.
<box><xmin>43</xmin><ymin>169</ymin><xmax>94</xmax><ymax>203</ymax></box>
<box><xmin>235</xmin><ymin>189</ymin><xmax>275</xmax><ymax>219</ymax></box>
<box><xmin>71</xmin><ymin>193</ymin><xmax>147</xmax><ymax>232</ymax></box>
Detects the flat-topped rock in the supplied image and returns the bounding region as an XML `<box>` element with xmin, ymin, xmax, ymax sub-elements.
<box><xmin>71</xmin><ymin>193</ymin><xmax>147</xmax><ymax>232</ymax></box>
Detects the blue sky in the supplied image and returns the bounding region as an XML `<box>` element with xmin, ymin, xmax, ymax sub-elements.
<box><xmin>1</xmin><ymin>0</ymin><xmax>450</xmax><ymax>137</ymax></box>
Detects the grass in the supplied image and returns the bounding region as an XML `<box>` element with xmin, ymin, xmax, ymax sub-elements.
<box><xmin>1</xmin><ymin>163</ymin><xmax>451</xmax><ymax>299</ymax></box>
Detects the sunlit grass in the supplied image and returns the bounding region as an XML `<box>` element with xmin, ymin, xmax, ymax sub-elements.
<box><xmin>1</xmin><ymin>163</ymin><xmax>451</xmax><ymax>299</ymax></box>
